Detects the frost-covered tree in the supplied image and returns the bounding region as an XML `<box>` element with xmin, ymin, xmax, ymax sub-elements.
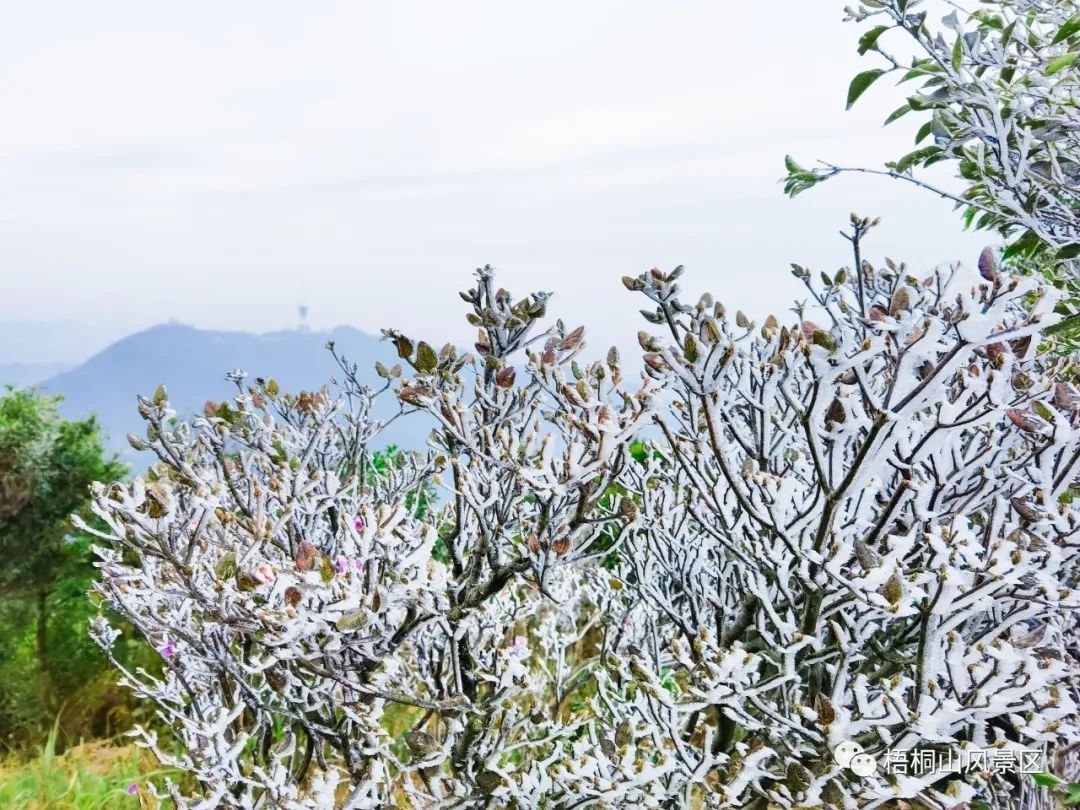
<box><xmin>600</xmin><ymin>223</ymin><xmax>1080</xmax><ymax>807</ymax></box>
<box><xmin>786</xmin><ymin>1</ymin><xmax>1080</xmax><ymax>338</ymax></box>
<box><xmin>83</xmin><ymin>269</ymin><xmax>650</xmax><ymax>807</ymax></box>
<box><xmin>86</xmin><ymin>242</ymin><xmax>1080</xmax><ymax>808</ymax></box>
<box><xmin>789</xmin><ymin>0</ymin><xmax>1080</xmax><ymax>254</ymax></box>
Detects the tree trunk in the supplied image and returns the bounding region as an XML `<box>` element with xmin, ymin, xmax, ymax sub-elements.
<box><xmin>36</xmin><ymin>588</ymin><xmax>50</xmax><ymax>706</ymax></box>
<box><xmin>36</xmin><ymin>589</ymin><xmax>48</xmax><ymax>664</ymax></box>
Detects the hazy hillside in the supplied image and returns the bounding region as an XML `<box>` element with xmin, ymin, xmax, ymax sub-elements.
<box><xmin>41</xmin><ymin>324</ymin><xmax>430</xmax><ymax>470</ymax></box>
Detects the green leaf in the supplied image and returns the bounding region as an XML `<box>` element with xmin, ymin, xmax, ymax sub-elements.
<box><xmin>883</xmin><ymin>103</ymin><xmax>912</xmax><ymax>125</ymax></box>
<box><xmin>858</xmin><ymin>25</ymin><xmax>890</xmax><ymax>55</ymax></box>
<box><xmin>973</xmin><ymin>12</ymin><xmax>1004</xmax><ymax>31</ymax></box>
<box><xmin>1052</xmin><ymin>15</ymin><xmax>1080</xmax><ymax>45</ymax></box>
<box><xmin>415</xmin><ymin>341</ymin><xmax>438</xmax><ymax>373</ymax></box>
<box><xmin>900</xmin><ymin>59</ymin><xmax>941</xmax><ymax>82</ymax></box>
<box><xmin>1064</xmin><ymin>781</ymin><xmax>1080</xmax><ymax>805</ymax></box>
<box><xmin>319</xmin><ymin>552</ymin><xmax>335</xmax><ymax>584</ymax></box>
<box><xmin>1002</xmin><ymin>229</ymin><xmax>1045</xmax><ymax>260</ymax></box>
<box><xmin>1047</xmin><ymin>53</ymin><xmax>1078</xmax><ymax>75</ymax></box>
<box><xmin>1058</xmin><ymin>243</ymin><xmax>1080</xmax><ymax>260</ymax></box>
<box><xmin>892</xmin><ymin>145</ymin><xmax>940</xmax><ymax>174</ymax></box>
<box><xmin>215</xmin><ymin>552</ymin><xmax>237</xmax><ymax>580</ymax></box>
<box><xmin>915</xmin><ymin>120</ymin><xmax>933</xmax><ymax>144</ymax></box>
<box><xmin>1031</xmin><ymin>772</ymin><xmax>1062</xmax><ymax>788</ymax></box>
<box><xmin>846</xmin><ymin>69</ymin><xmax>886</xmax><ymax>110</ymax></box>
<box><xmin>335</xmin><ymin>609</ymin><xmax>369</xmax><ymax>633</ymax></box>
<box><xmin>951</xmin><ymin>36</ymin><xmax>963</xmax><ymax>71</ymax></box>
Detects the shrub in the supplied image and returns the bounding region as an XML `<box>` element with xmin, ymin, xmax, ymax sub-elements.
<box><xmin>610</xmin><ymin>222</ymin><xmax>1079</xmax><ymax>807</ymax></box>
<box><xmin>84</xmin><ymin>239</ymin><xmax>1080</xmax><ymax>807</ymax></box>
<box><xmin>84</xmin><ymin>269</ymin><xmax>648</xmax><ymax>807</ymax></box>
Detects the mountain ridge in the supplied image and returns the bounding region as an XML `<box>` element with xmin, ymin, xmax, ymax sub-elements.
<box><xmin>39</xmin><ymin>323</ymin><xmax>429</xmax><ymax>470</ymax></box>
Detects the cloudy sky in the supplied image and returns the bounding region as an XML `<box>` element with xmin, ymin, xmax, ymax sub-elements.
<box><xmin>0</xmin><ymin>0</ymin><xmax>986</xmax><ymax>358</ymax></box>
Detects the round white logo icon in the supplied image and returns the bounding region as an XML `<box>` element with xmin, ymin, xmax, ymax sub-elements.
<box><xmin>832</xmin><ymin>741</ymin><xmax>863</xmax><ymax>768</ymax></box>
<box><xmin>849</xmin><ymin>752</ymin><xmax>877</xmax><ymax>777</ymax></box>
<box><xmin>833</xmin><ymin>741</ymin><xmax>878</xmax><ymax>777</ymax></box>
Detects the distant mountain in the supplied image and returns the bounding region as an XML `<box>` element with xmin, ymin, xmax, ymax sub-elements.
<box><xmin>41</xmin><ymin>324</ymin><xmax>431</xmax><ymax>471</ymax></box>
<box><xmin>1</xmin><ymin>361</ymin><xmax>74</xmax><ymax>388</ymax></box>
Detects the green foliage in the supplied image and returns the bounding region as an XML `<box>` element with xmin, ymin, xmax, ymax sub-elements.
<box><xmin>786</xmin><ymin>0</ymin><xmax>1080</xmax><ymax>344</ymax></box>
<box><xmin>0</xmin><ymin>733</ymin><xmax>179</xmax><ymax>809</ymax></box>
<box><xmin>845</xmin><ymin>68</ymin><xmax>885</xmax><ymax>109</ymax></box>
<box><xmin>0</xmin><ymin>388</ymin><xmax>125</xmax><ymax>596</ymax></box>
<box><xmin>0</xmin><ymin>388</ymin><xmax>142</xmax><ymax>752</ymax></box>
<box><xmin>370</xmin><ymin>444</ymin><xmax>435</xmax><ymax>520</ymax></box>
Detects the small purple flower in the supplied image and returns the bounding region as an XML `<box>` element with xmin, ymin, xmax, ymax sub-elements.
<box><xmin>353</xmin><ymin>516</ymin><xmax>365</xmax><ymax>533</ymax></box>
<box><xmin>336</xmin><ymin>556</ymin><xmax>348</xmax><ymax>574</ymax></box>
<box><xmin>354</xmin><ymin>559</ymin><xmax>364</xmax><ymax>571</ymax></box>
<box><xmin>157</xmin><ymin>638</ymin><xmax>176</xmax><ymax>658</ymax></box>
<box><xmin>128</xmin><ymin>784</ymin><xmax>138</xmax><ymax>795</ymax></box>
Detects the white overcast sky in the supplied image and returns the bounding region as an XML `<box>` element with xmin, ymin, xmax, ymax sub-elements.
<box><xmin>0</xmin><ymin>0</ymin><xmax>986</xmax><ymax>358</ymax></box>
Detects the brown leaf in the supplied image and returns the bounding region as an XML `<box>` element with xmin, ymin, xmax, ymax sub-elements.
<box><xmin>1055</xmin><ymin>382</ymin><xmax>1080</xmax><ymax>412</ymax></box>
<box><xmin>985</xmin><ymin>342</ymin><xmax>1005</xmax><ymax>368</ymax></box>
<box><xmin>643</xmin><ymin>353</ymin><xmax>668</xmax><ymax>373</ymax></box>
<box><xmin>815</xmin><ymin>693</ymin><xmax>836</xmax><ymax>725</ymax></box>
<box><xmin>1006</xmin><ymin>408</ymin><xmax>1044</xmax><ymax>434</ymax></box>
<box><xmin>889</xmin><ymin>286</ymin><xmax>911</xmax><ymax>317</ymax></box>
<box><xmin>398</xmin><ymin>384</ymin><xmax>431</xmax><ymax>406</ymax></box>
<box><xmin>978</xmin><ymin>246</ymin><xmax>999</xmax><ymax>282</ymax></box>
<box><xmin>552</xmin><ymin>538</ymin><xmax>571</xmax><ymax>556</ymax></box>
<box><xmin>295</xmin><ymin>541</ymin><xmax>317</xmax><ymax>571</ymax></box>
<box><xmin>1010</xmin><ymin>496</ymin><xmax>1043</xmax><ymax>524</ymax></box>
<box><xmin>826</xmin><ymin>398</ymin><xmax>846</xmax><ymax>425</ymax></box>
<box><xmin>560</xmin><ymin>325</ymin><xmax>585</xmax><ymax>351</ymax></box>
<box><xmin>495</xmin><ymin>366</ymin><xmax>516</xmax><ymax>388</ymax></box>
<box><xmin>1009</xmin><ymin>335</ymin><xmax>1032</xmax><ymax>359</ymax></box>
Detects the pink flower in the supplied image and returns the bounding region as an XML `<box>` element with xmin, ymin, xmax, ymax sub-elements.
<box><xmin>128</xmin><ymin>784</ymin><xmax>138</xmax><ymax>795</ymax></box>
<box><xmin>336</xmin><ymin>557</ymin><xmax>348</xmax><ymax>574</ymax></box>
<box><xmin>157</xmin><ymin>638</ymin><xmax>176</xmax><ymax>658</ymax></box>
<box><xmin>354</xmin><ymin>559</ymin><xmax>364</xmax><ymax>571</ymax></box>
<box><xmin>253</xmin><ymin>563</ymin><xmax>275</xmax><ymax>584</ymax></box>
<box><xmin>353</xmin><ymin>516</ymin><xmax>365</xmax><ymax>533</ymax></box>
<box><xmin>510</xmin><ymin>635</ymin><xmax>528</xmax><ymax>656</ymax></box>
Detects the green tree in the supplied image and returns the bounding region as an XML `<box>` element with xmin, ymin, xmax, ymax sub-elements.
<box><xmin>0</xmin><ymin>388</ymin><xmax>125</xmax><ymax>725</ymax></box>
<box><xmin>785</xmin><ymin>1</ymin><xmax>1080</xmax><ymax>340</ymax></box>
